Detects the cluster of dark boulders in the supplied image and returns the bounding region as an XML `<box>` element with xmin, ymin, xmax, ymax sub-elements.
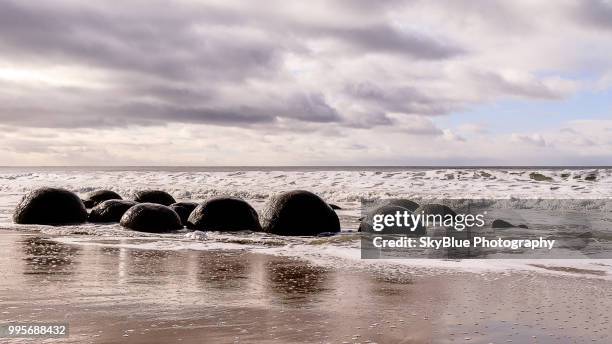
<box><xmin>13</xmin><ymin>188</ymin><xmax>341</xmax><ymax>236</ymax></box>
<box><xmin>16</xmin><ymin>188</ymin><xmax>539</xmax><ymax>237</ymax></box>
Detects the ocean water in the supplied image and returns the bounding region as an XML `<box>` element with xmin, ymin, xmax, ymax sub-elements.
<box><xmin>1</xmin><ymin>167</ymin><xmax>611</xmax><ymax>279</ymax></box>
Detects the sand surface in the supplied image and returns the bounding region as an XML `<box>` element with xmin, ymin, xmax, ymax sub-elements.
<box><xmin>0</xmin><ymin>230</ymin><xmax>610</xmax><ymax>343</ymax></box>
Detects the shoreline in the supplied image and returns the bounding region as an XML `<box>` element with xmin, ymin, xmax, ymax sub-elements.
<box><xmin>1</xmin><ymin>230</ymin><xmax>610</xmax><ymax>343</ymax></box>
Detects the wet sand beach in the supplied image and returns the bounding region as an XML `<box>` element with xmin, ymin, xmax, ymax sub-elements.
<box><xmin>0</xmin><ymin>231</ymin><xmax>610</xmax><ymax>343</ymax></box>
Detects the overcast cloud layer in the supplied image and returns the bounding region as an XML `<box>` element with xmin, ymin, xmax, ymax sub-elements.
<box><xmin>0</xmin><ymin>0</ymin><xmax>611</xmax><ymax>165</ymax></box>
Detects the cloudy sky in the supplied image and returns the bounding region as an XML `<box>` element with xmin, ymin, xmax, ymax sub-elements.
<box><xmin>0</xmin><ymin>0</ymin><xmax>611</xmax><ymax>165</ymax></box>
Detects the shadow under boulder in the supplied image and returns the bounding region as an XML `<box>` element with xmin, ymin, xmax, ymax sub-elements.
<box><xmin>120</xmin><ymin>203</ymin><xmax>182</xmax><ymax>233</ymax></box>
<box><xmin>89</xmin><ymin>200</ymin><xmax>137</xmax><ymax>223</ymax></box>
<box><xmin>82</xmin><ymin>190</ymin><xmax>122</xmax><ymax>208</ymax></box>
<box><xmin>187</xmin><ymin>197</ymin><xmax>261</xmax><ymax>231</ymax></box>
<box><xmin>14</xmin><ymin>188</ymin><xmax>87</xmax><ymax>225</ymax></box>
<box><xmin>170</xmin><ymin>201</ymin><xmax>198</xmax><ymax>227</ymax></box>
<box><xmin>133</xmin><ymin>190</ymin><xmax>176</xmax><ymax>206</ymax></box>
<box><xmin>261</xmin><ymin>190</ymin><xmax>340</xmax><ymax>236</ymax></box>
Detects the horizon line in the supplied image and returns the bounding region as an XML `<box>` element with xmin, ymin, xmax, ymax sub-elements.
<box><xmin>1</xmin><ymin>165</ymin><xmax>611</xmax><ymax>169</ymax></box>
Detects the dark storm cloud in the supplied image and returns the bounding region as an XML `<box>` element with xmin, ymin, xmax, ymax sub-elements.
<box><xmin>0</xmin><ymin>0</ymin><xmax>554</xmax><ymax>132</ymax></box>
<box><xmin>2</xmin><ymin>0</ymin><xmax>444</xmax><ymax>129</ymax></box>
<box><xmin>0</xmin><ymin>79</ymin><xmax>341</xmax><ymax>128</ymax></box>
<box><xmin>116</xmin><ymin>93</ymin><xmax>341</xmax><ymax>125</ymax></box>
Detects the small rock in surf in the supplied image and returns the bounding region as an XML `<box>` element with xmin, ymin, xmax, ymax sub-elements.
<box><xmin>529</xmin><ymin>172</ymin><xmax>553</xmax><ymax>182</ymax></box>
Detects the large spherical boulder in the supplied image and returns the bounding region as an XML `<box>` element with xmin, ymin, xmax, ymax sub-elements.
<box><xmin>82</xmin><ymin>190</ymin><xmax>122</xmax><ymax>208</ymax></box>
<box><xmin>187</xmin><ymin>197</ymin><xmax>261</xmax><ymax>231</ymax></box>
<box><xmin>13</xmin><ymin>188</ymin><xmax>87</xmax><ymax>225</ymax></box>
<box><xmin>120</xmin><ymin>203</ymin><xmax>182</xmax><ymax>233</ymax></box>
<box><xmin>387</xmin><ymin>199</ymin><xmax>420</xmax><ymax>212</ymax></box>
<box><xmin>133</xmin><ymin>190</ymin><xmax>176</xmax><ymax>206</ymax></box>
<box><xmin>170</xmin><ymin>201</ymin><xmax>198</xmax><ymax>226</ymax></box>
<box><xmin>358</xmin><ymin>204</ymin><xmax>425</xmax><ymax>235</ymax></box>
<box><xmin>261</xmin><ymin>190</ymin><xmax>340</xmax><ymax>236</ymax></box>
<box><xmin>89</xmin><ymin>200</ymin><xmax>137</xmax><ymax>223</ymax></box>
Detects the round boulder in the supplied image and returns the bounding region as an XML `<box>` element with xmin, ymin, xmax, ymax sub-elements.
<box><xmin>187</xmin><ymin>197</ymin><xmax>261</xmax><ymax>231</ymax></box>
<box><xmin>89</xmin><ymin>200</ymin><xmax>137</xmax><ymax>223</ymax></box>
<box><xmin>133</xmin><ymin>190</ymin><xmax>176</xmax><ymax>206</ymax></box>
<box><xmin>120</xmin><ymin>203</ymin><xmax>182</xmax><ymax>233</ymax></box>
<box><xmin>13</xmin><ymin>187</ymin><xmax>87</xmax><ymax>225</ymax></box>
<box><xmin>82</xmin><ymin>190</ymin><xmax>122</xmax><ymax>208</ymax></box>
<box><xmin>261</xmin><ymin>190</ymin><xmax>340</xmax><ymax>236</ymax></box>
<box><xmin>170</xmin><ymin>201</ymin><xmax>199</xmax><ymax>226</ymax></box>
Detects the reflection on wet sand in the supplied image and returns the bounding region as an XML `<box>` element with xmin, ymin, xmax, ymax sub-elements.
<box><xmin>0</xmin><ymin>231</ymin><xmax>610</xmax><ymax>343</ymax></box>
<box><xmin>264</xmin><ymin>257</ymin><xmax>329</xmax><ymax>304</ymax></box>
<box><xmin>196</xmin><ymin>251</ymin><xmax>249</xmax><ymax>290</ymax></box>
<box><xmin>21</xmin><ymin>235</ymin><xmax>79</xmax><ymax>276</ymax></box>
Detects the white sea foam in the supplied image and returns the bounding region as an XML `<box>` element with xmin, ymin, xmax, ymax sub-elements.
<box><xmin>2</xmin><ymin>167</ymin><xmax>611</xmax><ymax>280</ymax></box>
<box><xmin>50</xmin><ymin>234</ymin><xmax>612</xmax><ymax>281</ymax></box>
<box><xmin>0</xmin><ymin>167</ymin><xmax>610</xmax><ymax>202</ymax></box>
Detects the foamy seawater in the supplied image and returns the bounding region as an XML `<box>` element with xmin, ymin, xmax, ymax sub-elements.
<box><xmin>1</xmin><ymin>167</ymin><xmax>611</xmax><ymax>279</ymax></box>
